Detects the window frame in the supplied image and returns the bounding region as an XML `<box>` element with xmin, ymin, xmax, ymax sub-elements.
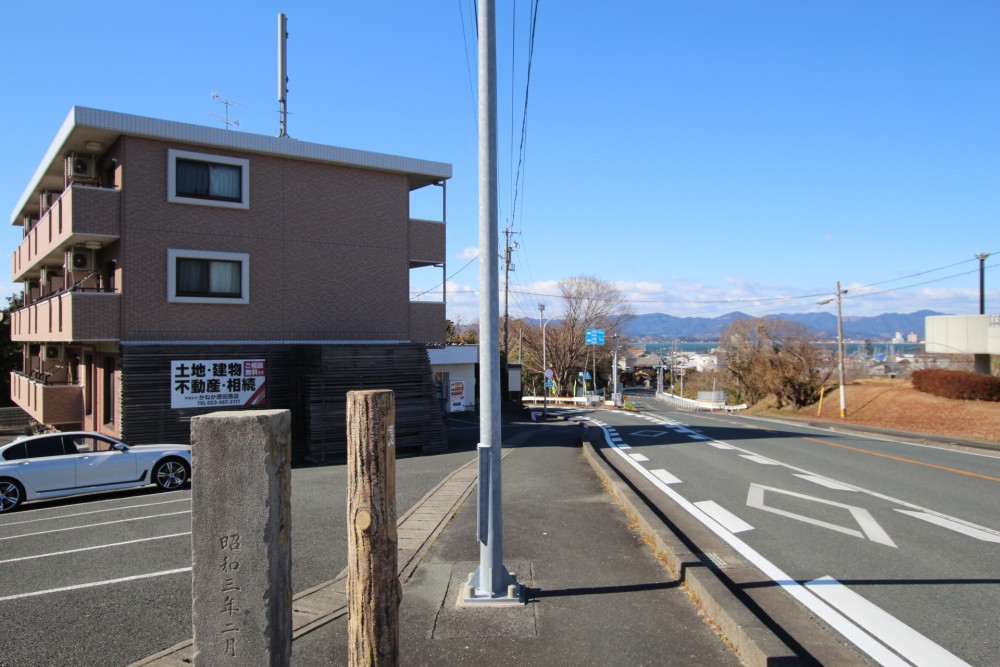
<box><xmin>167</xmin><ymin>149</ymin><xmax>250</xmax><ymax>210</ymax></box>
<box><xmin>167</xmin><ymin>249</ymin><xmax>250</xmax><ymax>305</ymax></box>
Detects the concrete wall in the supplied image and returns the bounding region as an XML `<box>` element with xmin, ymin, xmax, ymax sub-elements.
<box><xmin>925</xmin><ymin>315</ymin><xmax>1000</xmax><ymax>355</ymax></box>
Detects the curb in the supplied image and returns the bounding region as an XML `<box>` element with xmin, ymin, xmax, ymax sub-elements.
<box><xmin>581</xmin><ymin>435</ymin><xmax>801</xmax><ymax>667</ymax></box>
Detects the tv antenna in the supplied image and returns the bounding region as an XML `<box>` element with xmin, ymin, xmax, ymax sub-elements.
<box><xmin>210</xmin><ymin>92</ymin><xmax>244</xmax><ymax>130</ymax></box>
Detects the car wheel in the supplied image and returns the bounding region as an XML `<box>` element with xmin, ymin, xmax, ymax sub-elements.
<box><xmin>153</xmin><ymin>459</ymin><xmax>190</xmax><ymax>491</ymax></box>
<box><xmin>0</xmin><ymin>479</ymin><xmax>24</xmax><ymax>513</ymax></box>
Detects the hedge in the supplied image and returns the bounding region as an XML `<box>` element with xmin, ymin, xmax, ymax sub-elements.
<box><xmin>911</xmin><ymin>369</ymin><xmax>1000</xmax><ymax>402</ymax></box>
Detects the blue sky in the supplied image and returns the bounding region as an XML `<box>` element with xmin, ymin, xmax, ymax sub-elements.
<box><xmin>2</xmin><ymin>1</ymin><xmax>997</xmax><ymax>324</ymax></box>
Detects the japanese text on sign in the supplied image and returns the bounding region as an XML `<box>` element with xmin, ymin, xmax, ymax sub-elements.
<box><xmin>171</xmin><ymin>359</ymin><xmax>266</xmax><ymax>409</ymax></box>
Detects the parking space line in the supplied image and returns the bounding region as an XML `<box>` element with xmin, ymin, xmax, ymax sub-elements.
<box><xmin>0</xmin><ymin>532</ymin><xmax>191</xmax><ymax>565</ymax></box>
<box><xmin>0</xmin><ymin>511</ymin><xmax>191</xmax><ymax>541</ymax></box>
<box><xmin>0</xmin><ymin>498</ymin><xmax>190</xmax><ymax>527</ymax></box>
<box><xmin>0</xmin><ymin>568</ymin><xmax>192</xmax><ymax>602</ymax></box>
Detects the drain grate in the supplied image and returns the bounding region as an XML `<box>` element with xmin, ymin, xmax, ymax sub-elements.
<box><xmin>699</xmin><ymin>551</ymin><xmax>729</xmax><ymax>570</ymax></box>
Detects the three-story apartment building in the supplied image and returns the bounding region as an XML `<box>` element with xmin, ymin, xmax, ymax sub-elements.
<box><xmin>9</xmin><ymin>107</ymin><xmax>451</xmax><ymax>459</ymax></box>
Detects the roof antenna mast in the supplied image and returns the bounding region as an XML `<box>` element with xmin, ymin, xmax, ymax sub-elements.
<box><xmin>278</xmin><ymin>13</ymin><xmax>289</xmax><ymax>137</ymax></box>
<box><xmin>210</xmin><ymin>92</ymin><xmax>243</xmax><ymax>130</ymax></box>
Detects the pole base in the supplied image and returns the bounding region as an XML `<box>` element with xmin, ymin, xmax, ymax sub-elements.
<box><xmin>458</xmin><ymin>569</ymin><xmax>524</xmax><ymax>607</ymax></box>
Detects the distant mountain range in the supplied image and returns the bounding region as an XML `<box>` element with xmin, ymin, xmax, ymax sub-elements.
<box><xmin>622</xmin><ymin>310</ymin><xmax>945</xmax><ymax>341</ymax></box>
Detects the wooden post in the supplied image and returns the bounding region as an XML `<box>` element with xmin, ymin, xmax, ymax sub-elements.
<box><xmin>347</xmin><ymin>390</ymin><xmax>399</xmax><ymax>667</ymax></box>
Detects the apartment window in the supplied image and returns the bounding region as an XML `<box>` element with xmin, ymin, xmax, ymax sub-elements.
<box><xmin>167</xmin><ymin>149</ymin><xmax>250</xmax><ymax>209</ymax></box>
<box><xmin>168</xmin><ymin>249</ymin><xmax>250</xmax><ymax>304</ymax></box>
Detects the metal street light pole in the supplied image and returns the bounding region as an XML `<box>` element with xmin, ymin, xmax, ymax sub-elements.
<box><xmin>539</xmin><ymin>304</ymin><xmax>553</xmax><ymax>419</ymax></box>
<box><xmin>467</xmin><ymin>0</ymin><xmax>518</xmax><ymax>604</ymax></box>
<box><xmin>612</xmin><ymin>333</ymin><xmax>620</xmax><ymax>406</ymax></box>
<box><xmin>976</xmin><ymin>252</ymin><xmax>990</xmax><ymax>315</ymax></box>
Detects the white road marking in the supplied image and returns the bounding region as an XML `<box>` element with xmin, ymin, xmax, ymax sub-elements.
<box><xmin>0</xmin><ymin>498</ymin><xmax>191</xmax><ymax>527</ymax></box>
<box><xmin>740</xmin><ymin>454</ymin><xmax>781</xmax><ymax>465</ymax></box>
<box><xmin>0</xmin><ymin>532</ymin><xmax>191</xmax><ymax>565</ymax></box>
<box><xmin>629</xmin><ymin>453</ymin><xmax>650</xmax><ymax>462</ymax></box>
<box><xmin>805</xmin><ymin>577</ymin><xmax>972</xmax><ymax>667</ymax></box>
<box><xmin>0</xmin><ymin>511</ymin><xmax>191</xmax><ymax>541</ymax></box>
<box><xmin>694</xmin><ymin>501</ymin><xmax>754</xmax><ymax>533</ymax></box>
<box><xmin>0</xmin><ymin>568</ymin><xmax>192</xmax><ymax>602</ymax></box>
<box><xmin>687</xmin><ymin>435</ymin><xmax>710</xmax><ymax>440</ymax></box>
<box><xmin>747</xmin><ymin>484</ymin><xmax>897</xmax><ymax>548</ymax></box>
<box><xmin>705</xmin><ymin>441</ymin><xmax>734</xmax><ymax>450</ymax></box>
<box><xmin>894</xmin><ymin>510</ymin><xmax>1000</xmax><ymax>543</ymax></box>
<box><xmin>794</xmin><ymin>474</ymin><xmax>859</xmax><ymax>492</ymax></box>
<box><xmin>650</xmin><ymin>469</ymin><xmax>682</xmax><ymax>485</ymax></box>
<box><xmin>594</xmin><ymin>423</ymin><xmax>910</xmax><ymax>667</ymax></box>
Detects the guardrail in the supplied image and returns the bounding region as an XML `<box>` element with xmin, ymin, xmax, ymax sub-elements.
<box><xmin>656</xmin><ymin>391</ymin><xmax>747</xmax><ymax>412</ymax></box>
<box><xmin>522</xmin><ymin>395</ymin><xmax>603</xmax><ymax>407</ymax></box>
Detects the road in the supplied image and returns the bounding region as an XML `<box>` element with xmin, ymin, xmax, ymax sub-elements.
<box><xmin>0</xmin><ymin>443</ymin><xmax>481</xmax><ymax>667</ymax></box>
<box><xmin>570</xmin><ymin>390</ymin><xmax>1000</xmax><ymax>667</ymax></box>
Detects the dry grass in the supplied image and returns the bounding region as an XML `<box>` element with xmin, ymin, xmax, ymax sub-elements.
<box><xmin>752</xmin><ymin>377</ymin><xmax>1000</xmax><ymax>442</ymax></box>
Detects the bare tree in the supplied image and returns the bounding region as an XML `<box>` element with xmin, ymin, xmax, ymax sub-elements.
<box><xmin>720</xmin><ymin>317</ymin><xmax>833</xmax><ymax>408</ymax></box>
<box><xmin>540</xmin><ymin>276</ymin><xmax>633</xmax><ymax>396</ymax></box>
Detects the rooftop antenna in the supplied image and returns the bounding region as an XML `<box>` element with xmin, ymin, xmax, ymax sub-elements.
<box><xmin>278</xmin><ymin>13</ymin><xmax>289</xmax><ymax>137</ymax></box>
<box><xmin>210</xmin><ymin>92</ymin><xmax>243</xmax><ymax>130</ymax></box>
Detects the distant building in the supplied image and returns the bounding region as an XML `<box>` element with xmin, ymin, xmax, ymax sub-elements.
<box><xmin>9</xmin><ymin>107</ymin><xmax>451</xmax><ymax>459</ymax></box>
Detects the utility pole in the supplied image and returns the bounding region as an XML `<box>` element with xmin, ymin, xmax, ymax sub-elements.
<box><xmin>466</xmin><ymin>0</ymin><xmax>519</xmax><ymax>604</ymax></box>
<box><xmin>502</xmin><ymin>226</ymin><xmax>520</xmax><ymax>400</ymax></box>
<box><xmin>819</xmin><ymin>284</ymin><xmax>848</xmax><ymax>418</ymax></box>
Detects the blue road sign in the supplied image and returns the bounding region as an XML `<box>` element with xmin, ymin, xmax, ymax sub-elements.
<box><xmin>544</xmin><ymin>379</ymin><xmax>554</xmax><ymax>388</ymax></box>
<box><xmin>585</xmin><ymin>328</ymin><xmax>605</xmax><ymax>345</ymax></box>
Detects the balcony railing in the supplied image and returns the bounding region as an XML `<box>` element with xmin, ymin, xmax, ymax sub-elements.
<box><xmin>408</xmin><ymin>218</ymin><xmax>445</xmax><ymax>268</ymax></box>
<box><xmin>409</xmin><ymin>301</ymin><xmax>446</xmax><ymax>344</ymax></box>
<box><xmin>12</xmin><ymin>185</ymin><xmax>120</xmax><ymax>283</ymax></box>
<box><xmin>10</xmin><ymin>372</ymin><xmax>83</xmax><ymax>426</ymax></box>
<box><xmin>10</xmin><ymin>289</ymin><xmax>121</xmax><ymax>343</ymax></box>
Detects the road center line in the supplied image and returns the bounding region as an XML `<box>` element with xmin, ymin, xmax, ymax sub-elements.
<box><xmin>800</xmin><ymin>436</ymin><xmax>1000</xmax><ymax>483</ymax></box>
<box><xmin>0</xmin><ymin>568</ymin><xmax>192</xmax><ymax>602</ymax></box>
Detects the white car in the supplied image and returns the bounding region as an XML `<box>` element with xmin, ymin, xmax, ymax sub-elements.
<box><xmin>0</xmin><ymin>431</ymin><xmax>191</xmax><ymax>514</ymax></box>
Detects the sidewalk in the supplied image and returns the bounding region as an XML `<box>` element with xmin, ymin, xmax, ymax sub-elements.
<box><xmin>291</xmin><ymin>414</ymin><xmax>743</xmax><ymax>666</ymax></box>
<box><xmin>136</xmin><ymin>408</ymin><xmax>745</xmax><ymax>666</ymax></box>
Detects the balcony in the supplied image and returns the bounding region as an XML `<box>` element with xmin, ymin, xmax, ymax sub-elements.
<box><xmin>408</xmin><ymin>218</ymin><xmax>445</xmax><ymax>268</ymax></box>
<box><xmin>12</xmin><ymin>185</ymin><xmax>120</xmax><ymax>282</ymax></box>
<box><xmin>10</xmin><ymin>290</ymin><xmax>121</xmax><ymax>343</ymax></box>
<box><xmin>409</xmin><ymin>301</ymin><xmax>446</xmax><ymax>344</ymax></box>
<box><xmin>10</xmin><ymin>372</ymin><xmax>83</xmax><ymax>426</ymax></box>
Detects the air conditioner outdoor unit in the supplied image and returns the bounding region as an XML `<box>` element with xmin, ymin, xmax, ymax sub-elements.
<box><xmin>66</xmin><ymin>152</ymin><xmax>97</xmax><ymax>181</ymax></box>
<box><xmin>40</xmin><ymin>190</ymin><xmax>57</xmax><ymax>212</ymax></box>
<box><xmin>44</xmin><ymin>344</ymin><xmax>64</xmax><ymax>361</ymax></box>
<box><xmin>68</xmin><ymin>249</ymin><xmax>94</xmax><ymax>272</ymax></box>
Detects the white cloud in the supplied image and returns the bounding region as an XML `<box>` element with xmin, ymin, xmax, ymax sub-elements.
<box><xmin>457</xmin><ymin>247</ymin><xmax>479</xmax><ymax>261</ymax></box>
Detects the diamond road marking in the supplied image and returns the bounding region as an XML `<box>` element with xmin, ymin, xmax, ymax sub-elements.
<box><xmin>633</xmin><ymin>430</ymin><xmax>671</xmax><ymax>438</ymax></box>
<box><xmin>747</xmin><ymin>484</ymin><xmax>897</xmax><ymax>547</ymax></box>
